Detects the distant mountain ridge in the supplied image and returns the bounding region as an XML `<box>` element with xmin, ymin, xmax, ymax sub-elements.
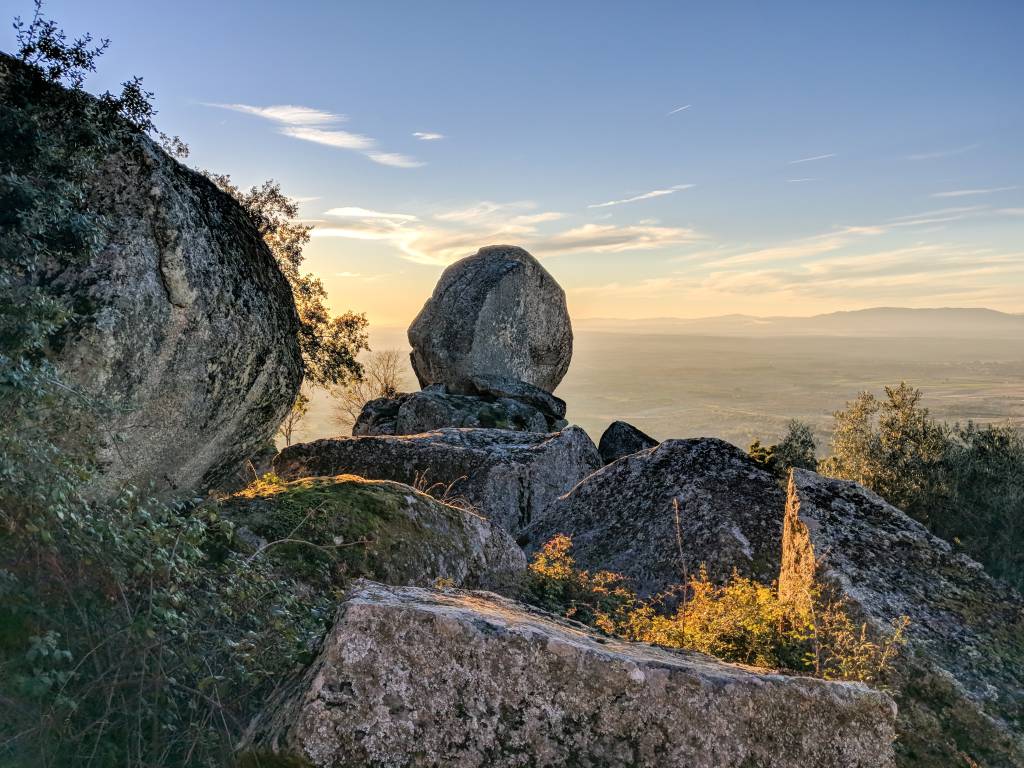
<box><xmin>574</xmin><ymin>307</ymin><xmax>1024</xmax><ymax>338</ymax></box>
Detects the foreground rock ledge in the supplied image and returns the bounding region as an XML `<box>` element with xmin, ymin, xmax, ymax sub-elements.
<box><xmin>782</xmin><ymin>469</ymin><xmax>1024</xmax><ymax>767</ymax></box>
<box><xmin>243</xmin><ymin>581</ymin><xmax>897</xmax><ymax>768</ymax></box>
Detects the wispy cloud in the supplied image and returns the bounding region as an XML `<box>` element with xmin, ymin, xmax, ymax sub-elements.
<box><xmin>413</xmin><ymin>131</ymin><xmax>444</xmax><ymax>141</ymax></box>
<box><xmin>787</xmin><ymin>178</ymin><xmax>816</xmax><ymax>183</ymax></box>
<box><xmin>908</xmin><ymin>143</ymin><xmax>980</xmax><ymax>161</ymax></box>
<box><xmin>206</xmin><ymin>102</ymin><xmax>423</xmax><ymax>168</ymax></box>
<box><xmin>588</xmin><ymin>184</ymin><xmax>694</xmax><ymax>209</ymax></box>
<box><xmin>667</xmin><ymin>104</ymin><xmax>691</xmax><ymax>116</ymax></box>
<box><xmin>365</xmin><ymin>151</ymin><xmax>425</xmax><ymax>168</ymax></box>
<box><xmin>325</xmin><ymin>206</ymin><xmax>419</xmax><ymax>221</ymax></box>
<box><xmin>206</xmin><ymin>103</ymin><xmax>341</xmax><ymax>125</ymax></box>
<box><xmin>280</xmin><ymin>125</ymin><xmax>374</xmax><ymax>150</ymax></box>
<box><xmin>789</xmin><ymin>153</ymin><xmax>836</xmax><ymax>164</ymax></box>
<box><xmin>312</xmin><ymin>199</ymin><xmax>699</xmax><ymax>266</ymax></box>
<box><xmin>930</xmin><ymin>186</ymin><xmax>1017</xmax><ymax>198</ymax></box>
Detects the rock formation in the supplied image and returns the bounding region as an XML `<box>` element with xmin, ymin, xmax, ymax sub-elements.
<box><xmin>354</xmin><ymin>385</ymin><xmax>565</xmax><ymax>437</ymax></box>
<box><xmin>13</xmin><ymin>54</ymin><xmax>304</xmax><ymax>496</ymax></box>
<box><xmin>782</xmin><ymin>469</ymin><xmax>1024</xmax><ymax>767</ymax></box>
<box><xmin>598</xmin><ymin>420</ymin><xmax>659</xmax><ymax>463</ymax></box>
<box><xmin>221</xmin><ymin>475</ymin><xmax>525</xmax><ymax>591</ymax></box>
<box><xmin>274</xmin><ymin>427</ymin><xmax>602</xmax><ymax>533</ymax></box>
<box><xmin>522</xmin><ymin>438</ymin><xmax>786</xmax><ymax>595</ymax></box>
<box><xmin>407</xmin><ymin>245</ymin><xmax>573</xmax><ymax>394</ymax></box>
<box><xmin>242</xmin><ymin>580</ymin><xmax>898</xmax><ymax>768</ymax></box>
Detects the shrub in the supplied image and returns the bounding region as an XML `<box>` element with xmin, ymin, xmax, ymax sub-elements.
<box><xmin>522</xmin><ymin>536</ymin><xmax>907</xmax><ymax>686</ymax></box>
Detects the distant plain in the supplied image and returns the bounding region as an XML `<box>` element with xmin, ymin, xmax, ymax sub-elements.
<box><xmin>294</xmin><ymin>311</ymin><xmax>1024</xmax><ymax>453</ymax></box>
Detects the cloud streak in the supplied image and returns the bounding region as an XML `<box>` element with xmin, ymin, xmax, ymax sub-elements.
<box><xmin>930</xmin><ymin>186</ymin><xmax>1016</xmax><ymax>198</ymax></box>
<box><xmin>908</xmin><ymin>143</ymin><xmax>980</xmax><ymax>161</ymax></box>
<box><xmin>413</xmin><ymin>131</ymin><xmax>444</xmax><ymax>140</ymax></box>
<box><xmin>667</xmin><ymin>104</ymin><xmax>691</xmax><ymax>115</ymax></box>
<box><xmin>206</xmin><ymin>102</ymin><xmax>423</xmax><ymax>168</ymax></box>
<box><xmin>588</xmin><ymin>184</ymin><xmax>694</xmax><ymax>209</ymax></box>
<box><xmin>789</xmin><ymin>153</ymin><xmax>836</xmax><ymax>164</ymax></box>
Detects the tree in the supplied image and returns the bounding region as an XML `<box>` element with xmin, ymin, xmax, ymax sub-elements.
<box><xmin>749</xmin><ymin>419</ymin><xmax>818</xmax><ymax>480</ymax></box>
<box><xmin>819</xmin><ymin>383</ymin><xmax>947</xmax><ymax>520</ymax></box>
<box><xmin>277</xmin><ymin>390</ymin><xmax>310</xmax><ymax>447</ymax></box>
<box><xmin>206</xmin><ymin>174</ymin><xmax>369</xmax><ymax>388</ymax></box>
<box><xmin>331</xmin><ymin>349</ymin><xmax>407</xmax><ymax>430</ymax></box>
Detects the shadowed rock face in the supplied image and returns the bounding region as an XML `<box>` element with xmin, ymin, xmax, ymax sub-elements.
<box><xmin>782</xmin><ymin>469</ymin><xmax>1024</xmax><ymax>768</ymax></box>
<box><xmin>221</xmin><ymin>474</ymin><xmax>525</xmax><ymax>591</ymax></box>
<box><xmin>523</xmin><ymin>438</ymin><xmax>786</xmax><ymax>595</ymax></box>
<box><xmin>242</xmin><ymin>580</ymin><xmax>898</xmax><ymax>768</ymax></box>
<box><xmin>353</xmin><ymin>389</ymin><xmax>554</xmax><ymax>436</ymax></box>
<box><xmin>598</xmin><ymin>420</ymin><xmax>659</xmax><ymax>464</ymax></box>
<box><xmin>407</xmin><ymin>245</ymin><xmax>573</xmax><ymax>394</ymax></box>
<box><xmin>42</xmin><ymin>121</ymin><xmax>301</xmax><ymax>495</ymax></box>
<box><xmin>273</xmin><ymin>427</ymin><xmax>602</xmax><ymax>533</ymax></box>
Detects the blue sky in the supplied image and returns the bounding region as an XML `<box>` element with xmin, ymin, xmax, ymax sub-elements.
<box><xmin>8</xmin><ymin>1</ymin><xmax>1024</xmax><ymax>324</ymax></box>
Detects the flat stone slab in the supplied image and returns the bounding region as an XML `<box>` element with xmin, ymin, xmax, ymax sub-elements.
<box><xmin>274</xmin><ymin>427</ymin><xmax>602</xmax><ymax>533</ymax></box>
<box><xmin>243</xmin><ymin>580</ymin><xmax>897</xmax><ymax>768</ymax></box>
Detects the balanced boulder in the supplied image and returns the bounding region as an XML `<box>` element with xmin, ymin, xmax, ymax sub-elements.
<box><xmin>221</xmin><ymin>474</ymin><xmax>525</xmax><ymax>591</ymax></box>
<box><xmin>242</xmin><ymin>580</ymin><xmax>898</xmax><ymax>768</ymax></box>
<box><xmin>407</xmin><ymin>245</ymin><xmax>573</xmax><ymax>394</ymax></box>
<box><xmin>274</xmin><ymin>427</ymin><xmax>602</xmax><ymax>533</ymax></box>
<box><xmin>781</xmin><ymin>469</ymin><xmax>1024</xmax><ymax>767</ymax></box>
<box><xmin>598</xmin><ymin>420</ymin><xmax>659</xmax><ymax>464</ymax></box>
<box><xmin>522</xmin><ymin>438</ymin><xmax>785</xmax><ymax>595</ymax></box>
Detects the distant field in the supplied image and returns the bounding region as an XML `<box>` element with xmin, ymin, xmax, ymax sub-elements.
<box><xmin>292</xmin><ymin>331</ymin><xmax>1024</xmax><ymax>454</ymax></box>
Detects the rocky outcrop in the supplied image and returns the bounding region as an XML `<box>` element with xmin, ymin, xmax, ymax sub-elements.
<box><xmin>274</xmin><ymin>427</ymin><xmax>602</xmax><ymax>533</ymax></box>
<box><xmin>523</xmin><ymin>438</ymin><xmax>786</xmax><ymax>595</ymax></box>
<box><xmin>2</xmin><ymin>52</ymin><xmax>302</xmax><ymax>496</ymax></box>
<box><xmin>242</xmin><ymin>580</ymin><xmax>898</xmax><ymax>768</ymax></box>
<box><xmin>221</xmin><ymin>475</ymin><xmax>525</xmax><ymax>591</ymax></box>
<box><xmin>781</xmin><ymin>469</ymin><xmax>1024</xmax><ymax>768</ymax></box>
<box><xmin>598</xmin><ymin>420</ymin><xmax>659</xmax><ymax>464</ymax></box>
<box><xmin>353</xmin><ymin>386</ymin><xmax>564</xmax><ymax>437</ymax></box>
<box><xmin>408</xmin><ymin>245</ymin><xmax>573</xmax><ymax>394</ymax></box>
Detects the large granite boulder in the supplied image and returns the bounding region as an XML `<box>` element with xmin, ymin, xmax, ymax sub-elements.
<box><xmin>274</xmin><ymin>427</ymin><xmax>602</xmax><ymax>533</ymax></box>
<box><xmin>353</xmin><ymin>388</ymin><xmax>559</xmax><ymax>436</ymax></box>
<box><xmin>781</xmin><ymin>469</ymin><xmax>1024</xmax><ymax>768</ymax></box>
<box><xmin>407</xmin><ymin>245</ymin><xmax>573</xmax><ymax>394</ymax></box>
<box><xmin>1</xmin><ymin>55</ymin><xmax>302</xmax><ymax>496</ymax></box>
<box><xmin>221</xmin><ymin>474</ymin><xmax>525</xmax><ymax>591</ymax></box>
<box><xmin>598</xmin><ymin>420</ymin><xmax>659</xmax><ymax>464</ymax></box>
<box><xmin>242</xmin><ymin>580</ymin><xmax>898</xmax><ymax>768</ymax></box>
<box><xmin>522</xmin><ymin>438</ymin><xmax>786</xmax><ymax>595</ymax></box>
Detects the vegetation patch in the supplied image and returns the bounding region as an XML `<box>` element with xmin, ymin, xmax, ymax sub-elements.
<box><xmin>523</xmin><ymin>534</ymin><xmax>908</xmax><ymax>685</ymax></box>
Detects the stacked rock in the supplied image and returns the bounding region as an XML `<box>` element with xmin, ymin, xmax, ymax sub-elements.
<box><xmin>354</xmin><ymin>245</ymin><xmax>573</xmax><ymax>435</ymax></box>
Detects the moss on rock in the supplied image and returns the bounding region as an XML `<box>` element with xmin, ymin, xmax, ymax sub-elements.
<box><xmin>221</xmin><ymin>474</ymin><xmax>525</xmax><ymax>591</ymax></box>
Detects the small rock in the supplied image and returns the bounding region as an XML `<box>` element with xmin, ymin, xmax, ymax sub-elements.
<box><xmin>353</xmin><ymin>389</ymin><xmax>550</xmax><ymax>436</ymax></box>
<box><xmin>598</xmin><ymin>420</ymin><xmax>659</xmax><ymax>464</ymax></box>
<box><xmin>469</xmin><ymin>374</ymin><xmax>568</xmax><ymax>419</ymax></box>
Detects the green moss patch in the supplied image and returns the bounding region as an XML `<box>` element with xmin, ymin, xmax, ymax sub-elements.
<box><xmin>222</xmin><ymin>474</ymin><xmax>473</xmax><ymax>589</ymax></box>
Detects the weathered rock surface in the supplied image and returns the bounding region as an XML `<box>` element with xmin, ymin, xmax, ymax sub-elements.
<box><xmin>781</xmin><ymin>469</ymin><xmax>1024</xmax><ymax>768</ymax></box>
<box><xmin>243</xmin><ymin>580</ymin><xmax>898</xmax><ymax>768</ymax></box>
<box><xmin>598</xmin><ymin>420</ymin><xmax>659</xmax><ymax>464</ymax></box>
<box><xmin>353</xmin><ymin>388</ymin><xmax>559</xmax><ymax>436</ymax></box>
<box><xmin>468</xmin><ymin>374</ymin><xmax>567</xmax><ymax>419</ymax></box>
<box><xmin>2</xmin><ymin>54</ymin><xmax>302</xmax><ymax>496</ymax></box>
<box><xmin>522</xmin><ymin>438</ymin><xmax>786</xmax><ymax>595</ymax></box>
<box><xmin>221</xmin><ymin>475</ymin><xmax>525</xmax><ymax>591</ymax></box>
<box><xmin>408</xmin><ymin>245</ymin><xmax>573</xmax><ymax>394</ymax></box>
<box><xmin>274</xmin><ymin>427</ymin><xmax>602</xmax><ymax>533</ymax></box>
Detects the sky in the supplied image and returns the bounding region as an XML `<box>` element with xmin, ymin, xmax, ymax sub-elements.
<box><xmin>7</xmin><ymin>1</ymin><xmax>1024</xmax><ymax>326</ymax></box>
